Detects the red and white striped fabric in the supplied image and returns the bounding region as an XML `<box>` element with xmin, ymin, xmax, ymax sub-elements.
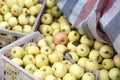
<box><xmin>57</xmin><ymin>0</ymin><xmax>120</xmax><ymax>55</ymax></box>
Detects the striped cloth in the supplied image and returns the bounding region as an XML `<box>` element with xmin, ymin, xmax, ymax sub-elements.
<box><xmin>57</xmin><ymin>0</ymin><xmax>120</xmax><ymax>55</ymax></box>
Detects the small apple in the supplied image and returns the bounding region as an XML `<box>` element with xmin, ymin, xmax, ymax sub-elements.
<box><xmin>40</xmin><ymin>66</ymin><xmax>53</xmax><ymax>75</ymax></box>
<box><xmin>52</xmin><ymin>62</ymin><xmax>68</xmax><ymax>78</ymax></box>
<box><xmin>102</xmin><ymin>58</ymin><xmax>115</xmax><ymax>70</ymax></box>
<box><xmin>11</xmin><ymin>58</ymin><xmax>23</xmax><ymax>66</ymax></box>
<box><xmin>76</xmin><ymin>44</ymin><xmax>90</xmax><ymax>57</ymax></box>
<box><xmin>8</xmin><ymin>17</ymin><xmax>18</xmax><ymax>27</ymax></box>
<box><xmin>68</xmin><ymin>51</ymin><xmax>79</xmax><ymax>62</ymax></box>
<box><xmin>53</xmin><ymin>32</ymin><xmax>68</xmax><ymax>45</ymax></box>
<box><xmin>10</xmin><ymin>46</ymin><xmax>25</xmax><ymax>59</ymax></box>
<box><xmin>46</xmin><ymin>0</ymin><xmax>56</xmax><ymax>8</ymax></box>
<box><xmin>33</xmin><ymin>70</ymin><xmax>46</xmax><ymax>80</ymax></box>
<box><xmin>78</xmin><ymin>29</ymin><xmax>85</xmax><ymax>35</ymax></box>
<box><xmin>23</xmin><ymin>25</ymin><xmax>32</xmax><ymax>33</ymax></box>
<box><xmin>69</xmin><ymin>64</ymin><xmax>84</xmax><ymax>79</ymax></box>
<box><xmin>48</xmin><ymin>42</ymin><xmax>56</xmax><ymax>50</ymax></box>
<box><xmin>113</xmin><ymin>54</ymin><xmax>120</xmax><ymax>68</ymax></box>
<box><xmin>11</xmin><ymin>4</ymin><xmax>23</xmax><ymax>17</ymax></box>
<box><xmin>23</xmin><ymin>55</ymin><xmax>35</xmax><ymax>66</ymax></box>
<box><xmin>45</xmin><ymin>75</ymin><xmax>57</xmax><ymax>80</ymax></box>
<box><xmin>22</xmin><ymin>8</ymin><xmax>30</xmax><ymax>14</ymax></box>
<box><xmin>33</xmin><ymin>0</ymin><xmax>38</xmax><ymax>4</ymax></box>
<box><xmin>54</xmin><ymin>51</ymin><xmax>64</xmax><ymax>62</ymax></box>
<box><xmin>81</xmin><ymin>72</ymin><xmax>95</xmax><ymax>80</ymax></box>
<box><xmin>25</xmin><ymin>64</ymin><xmax>37</xmax><ymax>74</ymax></box>
<box><xmin>41</xmin><ymin>13</ymin><xmax>53</xmax><ymax>25</ymax></box>
<box><xmin>29</xmin><ymin>6</ymin><xmax>39</xmax><ymax>16</ymax></box>
<box><xmin>85</xmin><ymin>59</ymin><xmax>99</xmax><ymax>72</ymax></box>
<box><xmin>60</xmin><ymin>24</ymin><xmax>71</xmax><ymax>34</ymax></box>
<box><xmin>0</xmin><ymin>21</ymin><xmax>10</xmax><ymax>29</ymax></box>
<box><xmin>63</xmin><ymin>73</ymin><xmax>76</xmax><ymax>80</ymax></box>
<box><xmin>12</xmin><ymin>25</ymin><xmax>23</xmax><ymax>32</ymax></box>
<box><xmin>67</xmin><ymin>41</ymin><xmax>80</xmax><ymax>51</ymax></box>
<box><xmin>77</xmin><ymin>57</ymin><xmax>88</xmax><ymax>68</ymax></box>
<box><xmin>4</xmin><ymin>12</ymin><xmax>13</xmax><ymax>21</ymax></box>
<box><xmin>29</xmin><ymin>15</ymin><xmax>36</xmax><ymax>26</ymax></box>
<box><xmin>0</xmin><ymin>15</ymin><xmax>3</xmax><ymax>22</ymax></box>
<box><xmin>98</xmin><ymin>69</ymin><xmax>110</xmax><ymax>80</ymax></box>
<box><xmin>41</xmin><ymin>46</ymin><xmax>52</xmax><ymax>55</ymax></box>
<box><xmin>24</xmin><ymin>0</ymin><xmax>35</xmax><ymax>8</ymax></box>
<box><xmin>62</xmin><ymin>60</ymin><xmax>72</xmax><ymax>69</ymax></box>
<box><xmin>35</xmin><ymin>54</ymin><xmax>49</xmax><ymax>68</ymax></box>
<box><xmin>45</xmin><ymin>35</ymin><xmax>53</xmax><ymax>43</ymax></box>
<box><xmin>109</xmin><ymin>68</ymin><xmax>120</xmax><ymax>80</ymax></box>
<box><xmin>6</xmin><ymin>0</ymin><xmax>18</xmax><ymax>8</ymax></box>
<box><xmin>18</xmin><ymin>0</ymin><xmax>24</xmax><ymax>7</ymax></box>
<box><xmin>18</xmin><ymin>14</ymin><xmax>29</xmax><ymax>25</ymax></box>
<box><xmin>93</xmin><ymin>40</ymin><xmax>104</xmax><ymax>50</ymax></box>
<box><xmin>55</xmin><ymin>44</ymin><xmax>67</xmax><ymax>54</ymax></box>
<box><xmin>1</xmin><ymin>5</ymin><xmax>10</xmax><ymax>14</ymax></box>
<box><xmin>80</xmin><ymin>35</ymin><xmax>94</xmax><ymax>47</ymax></box>
<box><xmin>52</xmin><ymin>29</ymin><xmax>60</xmax><ymax>36</ymax></box>
<box><xmin>100</xmin><ymin>45</ymin><xmax>115</xmax><ymax>58</ymax></box>
<box><xmin>51</xmin><ymin>6</ymin><xmax>62</xmax><ymax>17</ymax></box>
<box><xmin>36</xmin><ymin>3</ymin><xmax>43</xmax><ymax>11</ymax></box>
<box><xmin>68</xmin><ymin>31</ymin><xmax>80</xmax><ymax>41</ymax></box>
<box><xmin>37</xmin><ymin>38</ymin><xmax>48</xmax><ymax>48</ymax></box>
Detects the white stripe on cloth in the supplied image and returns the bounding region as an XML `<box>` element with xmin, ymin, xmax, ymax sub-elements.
<box><xmin>68</xmin><ymin>0</ymin><xmax>88</xmax><ymax>25</ymax></box>
<box><xmin>100</xmin><ymin>0</ymin><xmax>120</xmax><ymax>28</ymax></box>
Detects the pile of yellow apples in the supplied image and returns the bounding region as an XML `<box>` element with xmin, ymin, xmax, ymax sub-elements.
<box><xmin>8</xmin><ymin>0</ymin><xmax>120</xmax><ymax>80</ymax></box>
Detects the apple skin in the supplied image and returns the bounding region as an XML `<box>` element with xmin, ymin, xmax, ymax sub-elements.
<box><xmin>8</xmin><ymin>17</ymin><xmax>18</xmax><ymax>27</ymax></box>
<box><xmin>24</xmin><ymin>0</ymin><xmax>35</xmax><ymax>8</ymax></box>
<box><xmin>12</xmin><ymin>25</ymin><xmax>23</xmax><ymax>32</ymax></box>
<box><xmin>53</xmin><ymin>32</ymin><xmax>68</xmax><ymax>45</ymax></box>
<box><xmin>100</xmin><ymin>45</ymin><xmax>115</xmax><ymax>58</ymax></box>
<box><xmin>0</xmin><ymin>15</ymin><xmax>3</xmax><ymax>22</ymax></box>
<box><xmin>18</xmin><ymin>14</ymin><xmax>29</xmax><ymax>25</ymax></box>
<box><xmin>68</xmin><ymin>51</ymin><xmax>79</xmax><ymax>63</ymax></box>
<box><xmin>102</xmin><ymin>59</ymin><xmax>115</xmax><ymax>70</ymax></box>
<box><xmin>33</xmin><ymin>70</ymin><xmax>46</xmax><ymax>80</ymax></box>
<box><xmin>93</xmin><ymin>40</ymin><xmax>104</xmax><ymax>50</ymax></box>
<box><xmin>51</xmin><ymin>6</ymin><xmax>62</xmax><ymax>18</ymax></box>
<box><xmin>25</xmin><ymin>64</ymin><xmax>37</xmax><ymax>74</ymax></box>
<box><xmin>68</xmin><ymin>31</ymin><xmax>80</xmax><ymax>41</ymax></box>
<box><xmin>46</xmin><ymin>0</ymin><xmax>56</xmax><ymax>8</ymax></box>
<box><xmin>52</xmin><ymin>62</ymin><xmax>68</xmax><ymax>78</ymax></box>
<box><xmin>81</xmin><ymin>72</ymin><xmax>95</xmax><ymax>80</ymax></box>
<box><xmin>109</xmin><ymin>68</ymin><xmax>120</xmax><ymax>80</ymax></box>
<box><xmin>69</xmin><ymin>64</ymin><xmax>84</xmax><ymax>79</ymax></box>
<box><xmin>62</xmin><ymin>60</ymin><xmax>72</xmax><ymax>69</ymax></box>
<box><xmin>4</xmin><ymin>12</ymin><xmax>13</xmax><ymax>21</ymax></box>
<box><xmin>51</xmin><ymin>22</ymin><xmax>60</xmax><ymax>30</ymax></box>
<box><xmin>10</xmin><ymin>46</ymin><xmax>25</xmax><ymax>59</ymax></box>
<box><xmin>1</xmin><ymin>5</ymin><xmax>10</xmax><ymax>14</ymax></box>
<box><xmin>23</xmin><ymin>25</ymin><xmax>32</xmax><ymax>33</ymax></box>
<box><xmin>29</xmin><ymin>15</ymin><xmax>36</xmax><ymax>26</ymax></box>
<box><xmin>6</xmin><ymin>0</ymin><xmax>18</xmax><ymax>8</ymax></box>
<box><xmin>11</xmin><ymin>58</ymin><xmax>23</xmax><ymax>66</ymax></box>
<box><xmin>63</xmin><ymin>73</ymin><xmax>76</xmax><ymax>80</ymax></box>
<box><xmin>41</xmin><ymin>46</ymin><xmax>52</xmax><ymax>55</ymax></box>
<box><xmin>35</xmin><ymin>54</ymin><xmax>49</xmax><ymax>68</ymax></box>
<box><xmin>40</xmin><ymin>66</ymin><xmax>53</xmax><ymax>75</ymax></box>
<box><xmin>77</xmin><ymin>57</ymin><xmax>88</xmax><ymax>68</ymax></box>
<box><xmin>60</xmin><ymin>24</ymin><xmax>71</xmax><ymax>34</ymax></box>
<box><xmin>113</xmin><ymin>54</ymin><xmax>120</xmax><ymax>68</ymax></box>
<box><xmin>55</xmin><ymin>44</ymin><xmax>67</xmax><ymax>54</ymax></box>
<box><xmin>41</xmin><ymin>13</ymin><xmax>53</xmax><ymax>25</ymax></box>
<box><xmin>18</xmin><ymin>0</ymin><xmax>24</xmax><ymax>7</ymax></box>
<box><xmin>98</xmin><ymin>69</ymin><xmax>110</xmax><ymax>80</ymax></box>
<box><xmin>37</xmin><ymin>38</ymin><xmax>48</xmax><ymax>48</ymax></box>
<box><xmin>29</xmin><ymin>6</ymin><xmax>39</xmax><ymax>16</ymax></box>
<box><xmin>0</xmin><ymin>21</ymin><xmax>10</xmax><ymax>29</ymax></box>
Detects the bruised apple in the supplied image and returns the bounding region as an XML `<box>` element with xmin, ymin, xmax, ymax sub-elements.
<box><xmin>53</xmin><ymin>32</ymin><xmax>68</xmax><ymax>45</ymax></box>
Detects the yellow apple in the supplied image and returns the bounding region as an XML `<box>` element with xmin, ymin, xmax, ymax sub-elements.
<box><xmin>11</xmin><ymin>58</ymin><xmax>23</xmax><ymax>66</ymax></box>
<box><xmin>40</xmin><ymin>66</ymin><xmax>53</xmax><ymax>75</ymax></box>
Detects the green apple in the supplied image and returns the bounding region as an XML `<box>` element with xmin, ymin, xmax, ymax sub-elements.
<box><xmin>29</xmin><ymin>15</ymin><xmax>36</xmax><ymax>26</ymax></box>
<box><xmin>78</xmin><ymin>29</ymin><xmax>85</xmax><ymax>35</ymax></box>
<box><xmin>22</xmin><ymin>8</ymin><xmax>30</xmax><ymax>14</ymax></box>
<box><xmin>68</xmin><ymin>31</ymin><xmax>80</xmax><ymax>41</ymax></box>
<box><xmin>23</xmin><ymin>25</ymin><xmax>32</xmax><ymax>33</ymax></box>
<box><xmin>48</xmin><ymin>42</ymin><xmax>55</xmax><ymax>50</ymax></box>
<box><xmin>46</xmin><ymin>0</ymin><xmax>56</xmax><ymax>8</ymax></box>
<box><xmin>85</xmin><ymin>59</ymin><xmax>99</xmax><ymax>72</ymax></box>
<box><xmin>113</xmin><ymin>54</ymin><xmax>120</xmax><ymax>68</ymax></box>
<box><xmin>36</xmin><ymin>3</ymin><xmax>43</xmax><ymax>11</ymax></box>
<box><xmin>80</xmin><ymin>35</ymin><xmax>94</xmax><ymax>47</ymax></box>
<box><xmin>62</xmin><ymin>60</ymin><xmax>72</xmax><ymax>69</ymax></box>
<box><xmin>8</xmin><ymin>17</ymin><xmax>18</xmax><ymax>27</ymax></box>
<box><xmin>63</xmin><ymin>73</ymin><xmax>76</xmax><ymax>80</ymax></box>
<box><xmin>6</xmin><ymin>0</ymin><xmax>18</xmax><ymax>8</ymax></box>
<box><xmin>11</xmin><ymin>4</ymin><xmax>23</xmax><ymax>17</ymax></box>
<box><xmin>55</xmin><ymin>44</ymin><xmax>67</xmax><ymax>54</ymax></box>
<box><xmin>0</xmin><ymin>21</ymin><xmax>10</xmax><ymax>29</ymax></box>
<box><xmin>51</xmin><ymin>22</ymin><xmax>60</xmax><ymax>30</ymax></box>
<box><xmin>23</xmin><ymin>54</ymin><xmax>35</xmax><ymax>66</ymax></box>
<box><xmin>67</xmin><ymin>41</ymin><xmax>80</xmax><ymax>52</ymax></box>
<box><xmin>68</xmin><ymin>51</ymin><xmax>79</xmax><ymax>62</ymax></box>
<box><xmin>41</xmin><ymin>46</ymin><xmax>52</xmax><ymax>55</ymax></box>
<box><xmin>81</xmin><ymin>72</ymin><xmax>95</xmax><ymax>80</ymax></box>
<box><xmin>11</xmin><ymin>58</ymin><xmax>23</xmax><ymax>66</ymax></box>
<box><xmin>35</xmin><ymin>54</ymin><xmax>49</xmax><ymax>68</ymax></box>
<box><xmin>25</xmin><ymin>44</ymin><xmax>40</xmax><ymax>55</ymax></box>
<box><xmin>51</xmin><ymin>6</ymin><xmax>62</xmax><ymax>17</ymax></box>
<box><xmin>4</xmin><ymin>12</ymin><xmax>13</xmax><ymax>21</ymax></box>
<box><xmin>33</xmin><ymin>0</ymin><xmax>38</xmax><ymax>4</ymax></box>
<box><xmin>60</xmin><ymin>24</ymin><xmax>71</xmax><ymax>34</ymax></box>
<box><xmin>100</xmin><ymin>45</ymin><xmax>115</xmax><ymax>58</ymax></box>
<box><xmin>102</xmin><ymin>59</ymin><xmax>115</xmax><ymax>70</ymax></box>
<box><xmin>69</xmin><ymin>64</ymin><xmax>84</xmax><ymax>79</ymax></box>
<box><xmin>77</xmin><ymin>57</ymin><xmax>88</xmax><ymax>68</ymax></box>
<box><xmin>37</xmin><ymin>38</ymin><xmax>48</xmax><ymax>48</ymax></box>
<box><xmin>12</xmin><ymin>25</ymin><xmax>23</xmax><ymax>32</ymax></box>
<box><xmin>76</xmin><ymin>44</ymin><xmax>90</xmax><ymax>57</ymax></box>
<box><xmin>1</xmin><ymin>5</ymin><xmax>10</xmax><ymax>14</ymax></box>
<box><xmin>18</xmin><ymin>13</ymin><xmax>29</xmax><ymax>25</ymax></box>
<box><xmin>41</xmin><ymin>13</ymin><xmax>53</xmax><ymax>25</ymax></box>
<box><xmin>25</xmin><ymin>64</ymin><xmax>37</xmax><ymax>74</ymax></box>
<box><xmin>0</xmin><ymin>15</ymin><xmax>3</xmax><ymax>22</ymax></box>
<box><xmin>52</xmin><ymin>62</ymin><xmax>68</xmax><ymax>78</ymax></box>
<box><xmin>52</xmin><ymin>29</ymin><xmax>60</xmax><ymax>36</ymax></box>
<box><xmin>10</xmin><ymin>46</ymin><xmax>25</xmax><ymax>59</ymax></box>
<box><xmin>29</xmin><ymin>6</ymin><xmax>39</xmax><ymax>16</ymax></box>
<box><xmin>33</xmin><ymin>70</ymin><xmax>46</xmax><ymax>80</ymax></box>
<box><xmin>48</xmin><ymin>51</ymin><xmax>59</xmax><ymax>64</ymax></box>
<box><xmin>40</xmin><ymin>66</ymin><xmax>53</xmax><ymax>75</ymax></box>
<box><xmin>98</xmin><ymin>69</ymin><xmax>110</xmax><ymax>80</ymax></box>
<box><xmin>93</xmin><ymin>40</ymin><xmax>104</xmax><ymax>50</ymax></box>
<box><xmin>24</xmin><ymin>0</ymin><xmax>35</xmax><ymax>8</ymax></box>
<box><xmin>18</xmin><ymin>0</ymin><xmax>24</xmax><ymax>7</ymax></box>
<box><xmin>45</xmin><ymin>75</ymin><xmax>57</xmax><ymax>80</ymax></box>
<box><xmin>109</xmin><ymin>68</ymin><xmax>120</xmax><ymax>80</ymax></box>
<box><xmin>45</xmin><ymin>35</ymin><xmax>53</xmax><ymax>43</ymax></box>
